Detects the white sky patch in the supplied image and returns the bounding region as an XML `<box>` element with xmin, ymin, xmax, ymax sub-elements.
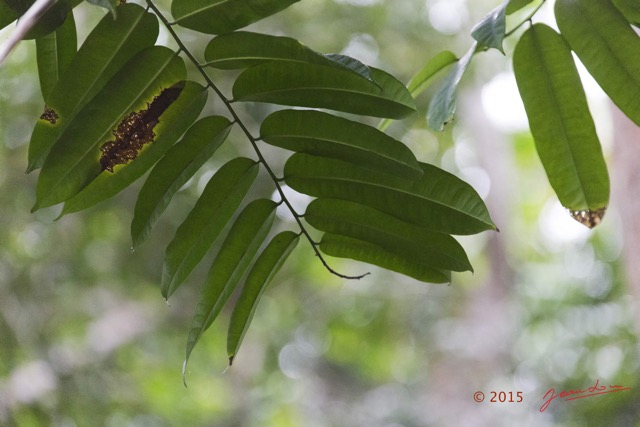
<box><xmin>481</xmin><ymin>71</ymin><xmax>529</xmax><ymax>133</ymax></box>
<box><xmin>428</xmin><ymin>0</ymin><xmax>468</xmax><ymax>35</ymax></box>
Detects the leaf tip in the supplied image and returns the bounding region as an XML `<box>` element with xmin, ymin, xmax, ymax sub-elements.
<box><xmin>182</xmin><ymin>359</ymin><xmax>189</xmax><ymax>388</ymax></box>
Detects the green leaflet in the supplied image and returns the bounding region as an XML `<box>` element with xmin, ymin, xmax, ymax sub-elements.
<box><xmin>260</xmin><ymin>109</ymin><xmax>422</xmax><ymax>180</ymax></box>
<box><xmin>204</xmin><ymin>31</ymin><xmax>373</xmax><ymax>82</ymax></box>
<box><xmin>227</xmin><ymin>231</ymin><xmax>299</xmax><ymax>366</ymax></box>
<box><xmin>471</xmin><ymin>0</ymin><xmax>508</xmax><ymax>53</ymax></box>
<box><xmin>506</xmin><ymin>0</ymin><xmax>535</xmax><ymax>15</ymax></box>
<box><xmin>319</xmin><ymin>234</ymin><xmax>451</xmax><ymax>284</ymax></box>
<box><xmin>613</xmin><ymin>0</ymin><xmax>640</xmax><ymax>25</ymax></box>
<box><xmin>131</xmin><ymin>115</ymin><xmax>232</xmax><ymax>248</ymax></box>
<box><xmin>184</xmin><ymin>199</ymin><xmax>277</xmax><ymax>380</ymax></box>
<box><xmin>33</xmin><ymin>46</ymin><xmax>186</xmax><ymax>210</ymax></box>
<box><xmin>233</xmin><ymin>62</ymin><xmax>416</xmax><ymax>119</ymax></box>
<box><xmin>18</xmin><ymin>0</ymin><xmax>81</xmax><ymax>40</ymax></box>
<box><xmin>172</xmin><ymin>0</ymin><xmax>299</xmax><ymax>35</ymax></box>
<box><xmin>379</xmin><ymin>50</ymin><xmax>457</xmax><ymax>131</ymax></box>
<box><xmin>513</xmin><ymin>24</ymin><xmax>609</xmax><ymax>212</ymax></box>
<box><xmin>305</xmin><ymin>198</ymin><xmax>472</xmax><ymax>272</ymax></box>
<box><xmin>60</xmin><ymin>82</ymin><xmax>207</xmax><ymax>216</ymax></box>
<box><xmin>427</xmin><ymin>44</ymin><xmax>476</xmax><ymax>131</ymax></box>
<box><xmin>162</xmin><ymin>158</ymin><xmax>259</xmax><ymax>299</ymax></box>
<box><xmin>35</xmin><ymin>11</ymin><xmax>76</xmax><ymax>100</ymax></box>
<box><xmin>555</xmin><ymin>0</ymin><xmax>640</xmax><ymax>127</ymax></box>
<box><xmin>28</xmin><ymin>3</ymin><xmax>158</xmax><ymax>171</ymax></box>
<box><xmin>284</xmin><ymin>153</ymin><xmax>495</xmax><ymax>235</ymax></box>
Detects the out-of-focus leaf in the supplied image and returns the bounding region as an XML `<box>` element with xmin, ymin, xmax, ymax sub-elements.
<box><xmin>28</xmin><ymin>3</ymin><xmax>158</xmax><ymax>171</ymax></box>
<box><xmin>184</xmin><ymin>199</ymin><xmax>277</xmax><ymax>380</ymax></box>
<box><xmin>513</xmin><ymin>23</ymin><xmax>609</xmax><ymax>212</ymax></box>
<box><xmin>131</xmin><ymin>115</ymin><xmax>232</xmax><ymax>248</ymax></box>
<box><xmin>556</xmin><ymin>0</ymin><xmax>640</xmax><ymax>127</ymax></box>
<box><xmin>319</xmin><ymin>233</ymin><xmax>451</xmax><ymax>284</ymax></box>
<box><xmin>86</xmin><ymin>0</ymin><xmax>117</xmax><ymax>18</ymax></box>
<box><xmin>305</xmin><ymin>198</ymin><xmax>472</xmax><ymax>272</ymax></box>
<box><xmin>233</xmin><ymin>62</ymin><xmax>415</xmax><ymax>119</ymax></box>
<box><xmin>35</xmin><ymin>11</ymin><xmax>76</xmax><ymax>100</ymax></box>
<box><xmin>427</xmin><ymin>43</ymin><xmax>476</xmax><ymax>131</ymax></box>
<box><xmin>613</xmin><ymin>0</ymin><xmax>640</xmax><ymax>25</ymax></box>
<box><xmin>204</xmin><ymin>31</ymin><xmax>373</xmax><ymax>82</ymax></box>
<box><xmin>471</xmin><ymin>0</ymin><xmax>508</xmax><ymax>53</ymax></box>
<box><xmin>60</xmin><ymin>82</ymin><xmax>207</xmax><ymax>216</ymax></box>
<box><xmin>227</xmin><ymin>231</ymin><xmax>299</xmax><ymax>366</ymax></box>
<box><xmin>172</xmin><ymin>0</ymin><xmax>299</xmax><ymax>35</ymax></box>
<box><xmin>162</xmin><ymin>158</ymin><xmax>259</xmax><ymax>299</ymax></box>
<box><xmin>284</xmin><ymin>154</ymin><xmax>496</xmax><ymax>235</ymax></box>
<box><xmin>379</xmin><ymin>50</ymin><xmax>457</xmax><ymax>131</ymax></box>
<box><xmin>506</xmin><ymin>0</ymin><xmax>535</xmax><ymax>15</ymax></box>
<box><xmin>260</xmin><ymin>109</ymin><xmax>422</xmax><ymax>180</ymax></box>
<box><xmin>33</xmin><ymin>47</ymin><xmax>185</xmax><ymax>210</ymax></box>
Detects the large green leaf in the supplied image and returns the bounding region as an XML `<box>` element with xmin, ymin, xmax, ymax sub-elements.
<box><xmin>203</xmin><ymin>31</ymin><xmax>373</xmax><ymax>82</ymax></box>
<box><xmin>471</xmin><ymin>0</ymin><xmax>508</xmax><ymax>53</ymax></box>
<box><xmin>28</xmin><ymin>3</ymin><xmax>158</xmax><ymax>171</ymax></box>
<box><xmin>60</xmin><ymin>82</ymin><xmax>208</xmax><ymax>216</ymax></box>
<box><xmin>613</xmin><ymin>0</ymin><xmax>640</xmax><ymax>25</ymax></box>
<box><xmin>319</xmin><ymin>234</ymin><xmax>451</xmax><ymax>284</ymax></box>
<box><xmin>284</xmin><ymin>153</ymin><xmax>496</xmax><ymax>235</ymax></box>
<box><xmin>184</xmin><ymin>199</ymin><xmax>277</xmax><ymax>378</ymax></box>
<box><xmin>35</xmin><ymin>11</ymin><xmax>76</xmax><ymax>101</ymax></box>
<box><xmin>162</xmin><ymin>158</ymin><xmax>259</xmax><ymax>299</ymax></box>
<box><xmin>233</xmin><ymin>62</ymin><xmax>416</xmax><ymax>119</ymax></box>
<box><xmin>172</xmin><ymin>0</ymin><xmax>299</xmax><ymax>35</ymax></box>
<box><xmin>427</xmin><ymin>44</ymin><xmax>476</xmax><ymax>131</ymax></box>
<box><xmin>33</xmin><ymin>46</ymin><xmax>186</xmax><ymax>210</ymax></box>
<box><xmin>555</xmin><ymin>0</ymin><xmax>640</xmax><ymax>127</ymax></box>
<box><xmin>513</xmin><ymin>24</ymin><xmax>609</xmax><ymax>214</ymax></box>
<box><xmin>260</xmin><ymin>109</ymin><xmax>422</xmax><ymax>180</ymax></box>
<box><xmin>305</xmin><ymin>198</ymin><xmax>472</xmax><ymax>272</ymax></box>
<box><xmin>131</xmin><ymin>115</ymin><xmax>232</xmax><ymax>248</ymax></box>
<box><xmin>227</xmin><ymin>231</ymin><xmax>299</xmax><ymax>366</ymax></box>
<box><xmin>86</xmin><ymin>0</ymin><xmax>118</xmax><ymax>18</ymax></box>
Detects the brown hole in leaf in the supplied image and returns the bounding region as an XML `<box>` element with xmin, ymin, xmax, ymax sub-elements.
<box><xmin>568</xmin><ymin>207</ymin><xmax>606</xmax><ymax>229</ymax></box>
<box><xmin>40</xmin><ymin>106</ymin><xmax>59</xmax><ymax>124</ymax></box>
<box><xmin>99</xmin><ymin>81</ymin><xmax>185</xmax><ymax>173</ymax></box>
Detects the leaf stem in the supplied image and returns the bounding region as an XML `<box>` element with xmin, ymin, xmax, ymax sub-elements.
<box><xmin>146</xmin><ymin>0</ymin><xmax>368</xmax><ymax>280</ymax></box>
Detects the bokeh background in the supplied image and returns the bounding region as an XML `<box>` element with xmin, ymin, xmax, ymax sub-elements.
<box><xmin>1</xmin><ymin>0</ymin><xmax>639</xmax><ymax>425</ymax></box>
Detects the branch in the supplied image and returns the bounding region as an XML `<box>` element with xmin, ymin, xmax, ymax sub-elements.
<box><xmin>145</xmin><ymin>0</ymin><xmax>369</xmax><ymax>281</ymax></box>
<box><xmin>0</xmin><ymin>0</ymin><xmax>56</xmax><ymax>66</ymax></box>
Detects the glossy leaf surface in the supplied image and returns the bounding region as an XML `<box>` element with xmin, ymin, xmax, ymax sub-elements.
<box><xmin>233</xmin><ymin>62</ymin><xmax>416</xmax><ymax>119</ymax></box>
<box><xmin>131</xmin><ymin>115</ymin><xmax>232</xmax><ymax>248</ymax></box>
<box><xmin>284</xmin><ymin>154</ymin><xmax>495</xmax><ymax>235</ymax></box>
<box><xmin>162</xmin><ymin>158</ymin><xmax>259</xmax><ymax>299</ymax></box>
<box><xmin>227</xmin><ymin>231</ymin><xmax>299</xmax><ymax>365</ymax></box>
<box><xmin>556</xmin><ymin>0</ymin><xmax>640</xmax><ymax>127</ymax></box>
<box><xmin>172</xmin><ymin>0</ymin><xmax>299</xmax><ymax>35</ymax></box>
<box><xmin>471</xmin><ymin>0</ymin><xmax>508</xmax><ymax>53</ymax></box>
<box><xmin>60</xmin><ymin>82</ymin><xmax>207</xmax><ymax>216</ymax></box>
<box><xmin>427</xmin><ymin>44</ymin><xmax>476</xmax><ymax>131</ymax></box>
<box><xmin>34</xmin><ymin>47</ymin><xmax>185</xmax><ymax>210</ymax></box>
<box><xmin>260</xmin><ymin>109</ymin><xmax>422</xmax><ymax>180</ymax></box>
<box><xmin>185</xmin><ymin>199</ymin><xmax>277</xmax><ymax>374</ymax></box>
<box><xmin>28</xmin><ymin>3</ymin><xmax>158</xmax><ymax>171</ymax></box>
<box><xmin>320</xmin><ymin>233</ymin><xmax>451</xmax><ymax>284</ymax></box>
<box><xmin>513</xmin><ymin>24</ymin><xmax>609</xmax><ymax>211</ymax></box>
<box><xmin>305</xmin><ymin>198</ymin><xmax>472</xmax><ymax>272</ymax></box>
